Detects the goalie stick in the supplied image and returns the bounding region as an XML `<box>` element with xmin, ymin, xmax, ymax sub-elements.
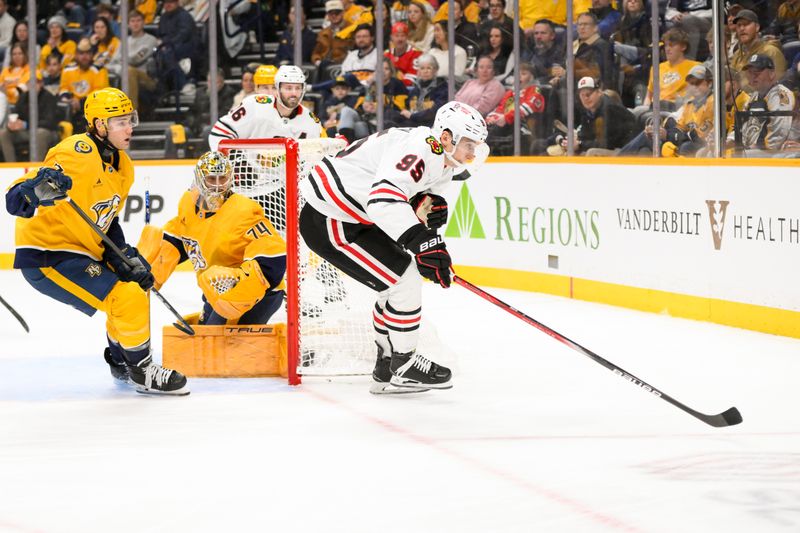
<box><xmin>453</xmin><ymin>276</ymin><xmax>743</xmax><ymax>428</ymax></box>
<box><xmin>0</xmin><ymin>294</ymin><xmax>29</xmax><ymax>332</ymax></box>
<box><xmin>64</xmin><ymin>197</ymin><xmax>196</xmax><ymax>336</ymax></box>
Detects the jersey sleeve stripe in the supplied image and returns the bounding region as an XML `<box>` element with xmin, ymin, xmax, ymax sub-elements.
<box><xmin>314</xmin><ymin>164</ymin><xmax>371</xmax><ymax>225</ymax></box>
<box><xmin>366</xmin><ymin>198</ymin><xmax>405</xmax><ymax>206</ymax></box>
<box><xmin>371</xmin><ymin>179</ymin><xmax>405</xmax><ymax>194</ymax></box>
<box><xmin>369</xmin><ymin>187</ymin><xmax>408</xmax><ymax>201</ymax></box>
<box><xmin>322</xmin><ymin>158</ymin><xmax>368</xmax><ymax>214</ymax></box>
<box><xmin>211</xmin><ymin>124</ymin><xmax>236</xmax><ymax>138</ymax></box>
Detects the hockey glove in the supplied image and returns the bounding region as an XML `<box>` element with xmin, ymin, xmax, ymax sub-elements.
<box><xmin>399</xmin><ymin>224</ymin><xmax>452</xmax><ymax>288</ymax></box>
<box><xmin>410</xmin><ymin>193</ymin><xmax>448</xmax><ymax>230</ymax></box>
<box><xmin>17</xmin><ymin>167</ymin><xmax>73</xmax><ymax>208</ymax></box>
<box><xmin>104</xmin><ymin>245</ymin><xmax>155</xmax><ymax>291</ymax></box>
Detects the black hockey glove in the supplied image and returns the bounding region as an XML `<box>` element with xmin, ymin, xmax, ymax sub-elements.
<box><xmin>399</xmin><ymin>224</ymin><xmax>452</xmax><ymax>288</ymax></box>
<box><xmin>104</xmin><ymin>245</ymin><xmax>155</xmax><ymax>291</ymax></box>
<box><xmin>17</xmin><ymin>167</ymin><xmax>73</xmax><ymax>208</ymax></box>
<box><xmin>410</xmin><ymin>193</ymin><xmax>448</xmax><ymax>230</ymax></box>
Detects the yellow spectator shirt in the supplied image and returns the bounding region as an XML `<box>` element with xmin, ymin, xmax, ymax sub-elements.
<box><xmin>59</xmin><ymin>63</ymin><xmax>110</xmax><ymax>99</ymax></box>
<box><xmin>39</xmin><ymin>39</ymin><xmax>77</xmax><ymax>70</ymax></box>
<box><xmin>0</xmin><ymin>64</ymin><xmax>31</xmax><ymax>104</ymax></box>
<box><xmin>11</xmin><ymin>133</ymin><xmax>135</xmax><ymax>261</ymax></box>
<box><xmin>433</xmin><ymin>1</ymin><xmax>480</xmax><ymax>23</ymax></box>
<box><xmin>647</xmin><ymin>59</ymin><xmax>701</xmax><ymax>104</ymax></box>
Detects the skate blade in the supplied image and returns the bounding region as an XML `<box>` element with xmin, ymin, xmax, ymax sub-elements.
<box><xmin>134</xmin><ymin>384</ymin><xmax>191</xmax><ymax>396</ymax></box>
<box><xmin>370</xmin><ymin>382</ymin><xmax>429</xmax><ymax>395</ymax></box>
<box><xmin>389</xmin><ymin>376</ymin><xmax>452</xmax><ymax>390</ymax></box>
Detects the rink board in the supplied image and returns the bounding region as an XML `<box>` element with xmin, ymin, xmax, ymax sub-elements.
<box><xmin>0</xmin><ymin>157</ymin><xmax>797</xmax><ymax>338</ymax></box>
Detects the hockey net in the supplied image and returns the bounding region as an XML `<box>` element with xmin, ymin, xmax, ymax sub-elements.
<box><xmin>219</xmin><ymin>138</ymin><xmax>450</xmax><ymax>385</ymax></box>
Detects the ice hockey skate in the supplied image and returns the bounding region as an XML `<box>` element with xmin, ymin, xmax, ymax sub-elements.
<box><xmin>389</xmin><ymin>351</ymin><xmax>452</xmax><ymax>390</ymax></box>
<box><xmin>103</xmin><ymin>348</ymin><xmax>130</xmax><ymax>383</ymax></box>
<box><xmin>128</xmin><ymin>357</ymin><xmax>190</xmax><ymax>396</ymax></box>
<box><xmin>369</xmin><ymin>343</ymin><xmax>429</xmax><ymax>395</ymax></box>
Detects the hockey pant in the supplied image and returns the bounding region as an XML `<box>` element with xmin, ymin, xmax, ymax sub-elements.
<box><xmin>299</xmin><ymin>203</ymin><xmax>422</xmax><ymax>354</ymax></box>
<box><xmin>21</xmin><ymin>257</ymin><xmax>151</xmax><ymax>366</ymax></box>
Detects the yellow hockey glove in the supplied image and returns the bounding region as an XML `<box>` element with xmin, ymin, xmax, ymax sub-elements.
<box><xmin>198</xmin><ymin>259</ymin><xmax>268</xmax><ymax>320</ymax></box>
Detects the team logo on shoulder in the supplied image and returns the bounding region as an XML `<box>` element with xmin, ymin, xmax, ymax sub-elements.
<box><xmin>426</xmin><ymin>136</ymin><xmax>443</xmax><ymax>155</ymax></box>
<box><xmin>74</xmin><ymin>140</ymin><xmax>93</xmax><ymax>154</ymax></box>
<box><xmin>182</xmin><ymin>237</ymin><xmax>207</xmax><ymax>271</ymax></box>
<box><xmin>254</xmin><ymin>95</ymin><xmax>272</xmax><ymax>104</ymax></box>
<box><xmin>91</xmin><ymin>195</ymin><xmax>121</xmax><ymax>231</ymax></box>
<box><xmin>85</xmin><ymin>263</ymin><xmax>102</xmax><ymax>278</ymax></box>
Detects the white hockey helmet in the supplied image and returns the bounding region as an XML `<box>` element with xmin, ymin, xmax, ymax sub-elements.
<box><xmin>194</xmin><ymin>150</ymin><xmax>234</xmax><ymax>212</ymax></box>
<box><xmin>432</xmin><ymin>101</ymin><xmax>489</xmax><ymax>169</ymax></box>
<box><xmin>275</xmin><ymin>65</ymin><xmax>307</xmax><ymax>109</ymax></box>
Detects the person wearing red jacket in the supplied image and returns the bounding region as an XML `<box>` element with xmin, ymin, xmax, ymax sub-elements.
<box><xmin>486</xmin><ymin>63</ymin><xmax>545</xmax><ymax>140</ymax></box>
<box><xmin>385</xmin><ymin>22</ymin><xmax>423</xmax><ymax>86</ymax></box>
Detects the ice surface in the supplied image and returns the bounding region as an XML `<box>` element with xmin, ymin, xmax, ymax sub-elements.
<box><xmin>1</xmin><ymin>270</ymin><xmax>798</xmax><ymax>533</ymax></box>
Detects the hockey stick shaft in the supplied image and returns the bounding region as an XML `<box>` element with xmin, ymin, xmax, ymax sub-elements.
<box><xmin>65</xmin><ymin>197</ymin><xmax>195</xmax><ymax>336</ymax></box>
<box><xmin>0</xmin><ymin>294</ymin><xmax>29</xmax><ymax>332</ymax></box>
<box><xmin>452</xmin><ymin>276</ymin><xmax>742</xmax><ymax>428</ymax></box>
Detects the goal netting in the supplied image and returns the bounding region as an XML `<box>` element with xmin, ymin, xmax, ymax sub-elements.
<box><xmin>219</xmin><ymin>138</ymin><xmax>449</xmax><ymax>385</ymax></box>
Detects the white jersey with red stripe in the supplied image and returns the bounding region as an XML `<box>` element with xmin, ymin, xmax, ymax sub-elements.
<box><xmin>299</xmin><ymin>126</ymin><xmax>452</xmax><ymax>241</ymax></box>
<box><xmin>208</xmin><ymin>94</ymin><xmax>325</xmax><ymax>151</ymax></box>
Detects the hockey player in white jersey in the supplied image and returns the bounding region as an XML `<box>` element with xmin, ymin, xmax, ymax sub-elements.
<box><xmin>208</xmin><ymin>65</ymin><xmax>326</xmax><ymax>150</ymax></box>
<box><xmin>298</xmin><ymin>101</ymin><xmax>489</xmax><ymax>392</ymax></box>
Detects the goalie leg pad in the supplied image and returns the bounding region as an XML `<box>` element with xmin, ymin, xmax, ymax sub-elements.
<box><xmin>137</xmin><ymin>225</ymin><xmax>181</xmax><ymax>289</ymax></box>
<box><xmin>199</xmin><ymin>259</ymin><xmax>268</xmax><ymax>320</ymax></box>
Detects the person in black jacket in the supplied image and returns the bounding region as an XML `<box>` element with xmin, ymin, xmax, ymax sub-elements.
<box><xmin>275</xmin><ymin>5</ymin><xmax>318</xmax><ymax>65</ymax></box>
<box><xmin>0</xmin><ymin>73</ymin><xmax>60</xmax><ymax>162</ymax></box>
<box><xmin>155</xmin><ymin>0</ymin><xmax>199</xmax><ymax>92</ymax></box>
<box><xmin>572</xmin><ymin>76</ymin><xmax>637</xmax><ymax>155</ymax></box>
<box><xmin>385</xmin><ymin>53</ymin><xmax>448</xmax><ymax>128</ymax></box>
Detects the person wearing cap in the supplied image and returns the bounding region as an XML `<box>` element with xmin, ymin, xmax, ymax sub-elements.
<box><xmin>0</xmin><ymin>69</ymin><xmax>59</xmax><ymax>162</ymax></box>
<box><xmin>321</xmin><ymin>75</ymin><xmax>359</xmax><ymax>141</ymax></box>
<box><xmin>621</xmin><ymin>65</ymin><xmax>714</xmax><ymax>156</ymax></box>
<box><xmin>39</xmin><ymin>15</ymin><xmax>76</xmax><ymax>70</ymax></box>
<box><xmin>563</xmin><ymin>76</ymin><xmax>635</xmax><ymax>156</ymax></box>
<box><xmin>59</xmin><ymin>38</ymin><xmax>110</xmax><ymax>132</ymax></box>
<box><xmin>730</xmin><ymin>9</ymin><xmax>786</xmax><ymax>85</ymax></box>
<box><xmin>728</xmin><ymin>53</ymin><xmax>795</xmax><ymax>154</ymax></box>
<box><xmin>386</xmin><ymin>21</ymin><xmax>423</xmax><ymax>86</ymax></box>
<box><xmin>312</xmin><ymin>0</ymin><xmax>353</xmax><ymax>70</ymax></box>
<box><xmin>276</xmin><ymin>4</ymin><xmax>317</xmax><ymax>66</ymax></box>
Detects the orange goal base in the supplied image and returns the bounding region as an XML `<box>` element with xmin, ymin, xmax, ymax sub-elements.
<box><xmin>162</xmin><ymin>318</ymin><xmax>288</xmax><ymax>378</ymax></box>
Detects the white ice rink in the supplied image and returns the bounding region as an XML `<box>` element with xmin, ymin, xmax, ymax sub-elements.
<box><xmin>1</xmin><ymin>269</ymin><xmax>798</xmax><ymax>533</ymax></box>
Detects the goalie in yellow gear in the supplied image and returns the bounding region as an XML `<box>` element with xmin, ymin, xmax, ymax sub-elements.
<box><xmin>139</xmin><ymin>151</ymin><xmax>286</xmax><ymax>325</ymax></box>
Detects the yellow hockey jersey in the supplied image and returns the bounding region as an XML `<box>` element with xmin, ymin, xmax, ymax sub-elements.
<box><xmin>163</xmin><ymin>191</ymin><xmax>286</xmax><ymax>288</ymax></box>
<box><xmin>59</xmin><ymin>63</ymin><xmax>110</xmax><ymax>99</ymax></box>
<box><xmin>11</xmin><ymin>133</ymin><xmax>135</xmax><ymax>265</ymax></box>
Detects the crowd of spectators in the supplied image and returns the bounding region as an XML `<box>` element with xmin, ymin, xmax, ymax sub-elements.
<box><xmin>0</xmin><ymin>0</ymin><xmax>799</xmax><ymax>160</ymax></box>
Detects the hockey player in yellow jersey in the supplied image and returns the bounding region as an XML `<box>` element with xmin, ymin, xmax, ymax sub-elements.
<box><xmin>138</xmin><ymin>151</ymin><xmax>287</xmax><ymax>325</ymax></box>
<box><xmin>4</xmin><ymin>87</ymin><xmax>189</xmax><ymax>395</ymax></box>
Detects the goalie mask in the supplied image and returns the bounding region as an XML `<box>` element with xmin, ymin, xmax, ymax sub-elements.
<box><xmin>193</xmin><ymin>151</ymin><xmax>234</xmax><ymax>212</ymax></box>
<box><xmin>432</xmin><ymin>101</ymin><xmax>489</xmax><ymax>172</ymax></box>
<box><xmin>274</xmin><ymin>65</ymin><xmax>307</xmax><ymax>111</ymax></box>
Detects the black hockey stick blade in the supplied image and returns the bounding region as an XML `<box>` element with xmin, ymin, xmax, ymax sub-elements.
<box><xmin>0</xmin><ymin>294</ymin><xmax>29</xmax><ymax>332</ymax></box>
<box><xmin>453</xmin><ymin>275</ymin><xmax>743</xmax><ymax>428</ymax></box>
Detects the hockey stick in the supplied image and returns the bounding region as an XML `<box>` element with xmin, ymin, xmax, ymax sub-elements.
<box><xmin>64</xmin><ymin>197</ymin><xmax>195</xmax><ymax>336</ymax></box>
<box><xmin>452</xmin><ymin>276</ymin><xmax>743</xmax><ymax>428</ymax></box>
<box><xmin>0</xmin><ymin>294</ymin><xmax>29</xmax><ymax>332</ymax></box>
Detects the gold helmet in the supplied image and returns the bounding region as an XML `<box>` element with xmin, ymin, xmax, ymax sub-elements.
<box><xmin>194</xmin><ymin>151</ymin><xmax>234</xmax><ymax>211</ymax></box>
<box><xmin>253</xmin><ymin>64</ymin><xmax>278</xmax><ymax>86</ymax></box>
<box><xmin>84</xmin><ymin>87</ymin><xmax>137</xmax><ymax>131</ymax></box>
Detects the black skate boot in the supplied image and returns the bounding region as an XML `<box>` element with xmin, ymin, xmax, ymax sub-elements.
<box><xmin>370</xmin><ymin>343</ymin><xmax>428</xmax><ymax>395</ymax></box>
<box><xmin>128</xmin><ymin>357</ymin><xmax>190</xmax><ymax>396</ymax></box>
<box><xmin>103</xmin><ymin>348</ymin><xmax>130</xmax><ymax>382</ymax></box>
<box><xmin>389</xmin><ymin>351</ymin><xmax>452</xmax><ymax>390</ymax></box>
